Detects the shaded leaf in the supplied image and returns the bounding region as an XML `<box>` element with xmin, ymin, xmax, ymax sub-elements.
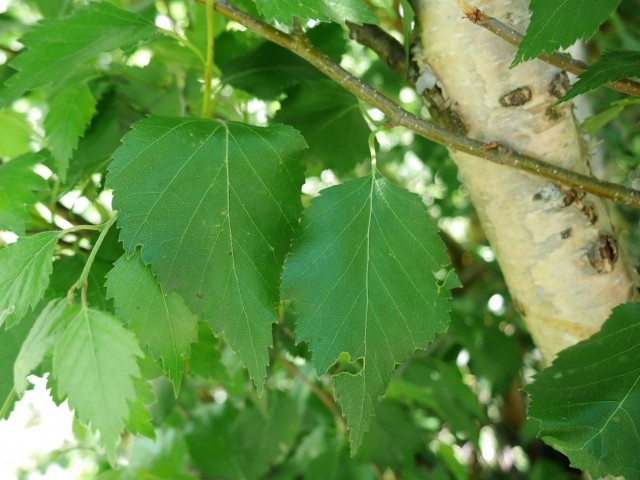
<box><xmin>274</xmin><ymin>79</ymin><xmax>370</xmax><ymax>172</ymax></box>
<box><xmin>527</xmin><ymin>302</ymin><xmax>640</xmax><ymax>480</ymax></box>
<box><xmin>221</xmin><ymin>41</ymin><xmax>325</xmax><ymax>99</ymax></box>
<box><xmin>387</xmin><ymin>358</ymin><xmax>484</xmax><ymax>446</ymax></box>
<box><xmin>253</xmin><ymin>0</ymin><xmax>377</xmax><ymax>26</ymax></box>
<box><xmin>188</xmin><ymin>322</ymin><xmax>228</xmax><ymax>382</ymax></box>
<box><xmin>105</xmin><ymin>252</ymin><xmax>199</xmax><ymax>395</ymax></box>
<box><xmin>107</xmin><ymin>117</ymin><xmax>305</xmax><ymax>393</ymax></box>
<box><xmin>282</xmin><ymin>173</ymin><xmax>457</xmax><ymax>453</ymax></box>
<box><xmin>187</xmin><ymin>391</ymin><xmax>301</xmax><ymax>479</ymax></box>
<box><xmin>45</xmin><ymin>254</ymin><xmax>114</xmax><ymax>312</ymax></box>
<box><xmin>125</xmin><ymin>374</ymin><xmax>156</xmax><ymax>440</ymax></box>
<box><xmin>44</xmin><ymin>80</ymin><xmax>97</xmax><ymax>179</ymax></box>
<box><xmin>0</xmin><ymin>231</ymin><xmax>58</xmax><ymax>328</ymax></box>
<box><xmin>0</xmin><ymin>152</ymin><xmax>49</xmax><ymax>235</ymax></box>
<box><xmin>0</xmin><ymin>2</ymin><xmax>157</xmax><ymax>105</ymax></box>
<box><xmin>219</xmin><ymin>24</ymin><xmax>346</xmax><ymax>100</ymax></box>
<box><xmin>53</xmin><ymin>305</ymin><xmax>143</xmax><ymax>461</ymax></box>
<box><xmin>559</xmin><ymin>51</ymin><xmax>640</xmax><ymax>103</ymax></box>
<box><xmin>514</xmin><ymin>0</ymin><xmax>622</xmax><ymax>64</ymax></box>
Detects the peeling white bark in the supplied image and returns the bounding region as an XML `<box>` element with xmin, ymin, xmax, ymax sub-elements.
<box><xmin>415</xmin><ymin>0</ymin><xmax>635</xmax><ymax>362</ymax></box>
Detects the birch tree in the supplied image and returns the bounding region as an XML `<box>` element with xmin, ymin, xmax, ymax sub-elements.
<box><xmin>0</xmin><ymin>0</ymin><xmax>639</xmax><ymax>478</ymax></box>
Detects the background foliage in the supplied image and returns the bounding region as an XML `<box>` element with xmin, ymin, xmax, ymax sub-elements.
<box><xmin>0</xmin><ymin>0</ymin><xmax>638</xmax><ymax>478</ymax></box>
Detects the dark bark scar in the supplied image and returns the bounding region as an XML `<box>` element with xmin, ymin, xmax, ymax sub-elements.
<box><xmin>499</xmin><ymin>86</ymin><xmax>532</xmax><ymax>107</ymax></box>
<box><xmin>587</xmin><ymin>233</ymin><xmax>618</xmax><ymax>273</ymax></box>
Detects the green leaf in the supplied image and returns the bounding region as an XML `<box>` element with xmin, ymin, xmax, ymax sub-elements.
<box><xmin>559</xmin><ymin>51</ymin><xmax>640</xmax><ymax>103</ymax></box>
<box><xmin>45</xmin><ymin>254</ymin><xmax>114</xmax><ymax>312</ymax></box>
<box><xmin>219</xmin><ymin>24</ymin><xmax>347</xmax><ymax>100</ymax></box>
<box><xmin>0</xmin><ymin>152</ymin><xmax>49</xmax><ymax>235</ymax></box>
<box><xmin>105</xmin><ymin>252</ymin><xmax>199</xmax><ymax>395</ymax></box>
<box><xmin>582</xmin><ymin>98</ymin><xmax>640</xmax><ymax>136</ymax></box>
<box><xmin>125</xmin><ymin>374</ymin><xmax>156</xmax><ymax>440</ymax></box>
<box><xmin>514</xmin><ymin>0</ymin><xmax>622</xmax><ymax>64</ymax></box>
<box><xmin>189</xmin><ymin>322</ymin><xmax>228</xmax><ymax>382</ymax></box>
<box><xmin>282</xmin><ymin>173</ymin><xmax>457</xmax><ymax>453</ymax></box>
<box><xmin>527</xmin><ymin>302</ymin><xmax>640</xmax><ymax>480</ymax></box>
<box><xmin>44</xmin><ymin>81</ymin><xmax>97</xmax><ymax>179</ymax></box>
<box><xmin>66</xmin><ymin>90</ymin><xmax>143</xmax><ymax>188</ymax></box>
<box><xmin>0</xmin><ymin>109</ymin><xmax>33</xmax><ymax>158</ymax></box>
<box><xmin>0</xmin><ymin>2</ymin><xmax>157</xmax><ymax>106</ymax></box>
<box><xmin>220</xmin><ymin>41</ymin><xmax>325</xmax><ymax>100</ymax></box>
<box><xmin>253</xmin><ymin>0</ymin><xmax>377</xmax><ymax>26</ymax></box>
<box><xmin>53</xmin><ymin>305</ymin><xmax>143</xmax><ymax>461</ymax></box>
<box><xmin>107</xmin><ymin>117</ymin><xmax>306</xmax><ymax>394</ymax></box>
<box><xmin>274</xmin><ymin>79</ymin><xmax>370</xmax><ymax>172</ymax></box>
<box><xmin>187</xmin><ymin>391</ymin><xmax>301</xmax><ymax>479</ymax></box>
<box><xmin>0</xmin><ymin>231</ymin><xmax>59</xmax><ymax>328</ymax></box>
<box><xmin>0</xmin><ymin>309</ymin><xmax>35</xmax><ymax>418</ymax></box>
<box><xmin>13</xmin><ymin>299</ymin><xmax>70</xmax><ymax>395</ymax></box>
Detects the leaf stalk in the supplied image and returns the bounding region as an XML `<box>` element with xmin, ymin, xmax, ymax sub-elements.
<box><xmin>66</xmin><ymin>213</ymin><xmax>118</xmax><ymax>307</ymax></box>
<box><xmin>201</xmin><ymin>0</ymin><xmax>216</xmax><ymax>118</ymax></box>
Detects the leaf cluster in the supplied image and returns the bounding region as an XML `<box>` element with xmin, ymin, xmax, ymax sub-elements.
<box><xmin>0</xmin><ymin>0</ymin><xmax>638</xmax><ymax>478</ymax></box>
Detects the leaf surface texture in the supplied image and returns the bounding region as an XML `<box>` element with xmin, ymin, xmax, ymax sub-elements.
<box><xmin>282</xmin><ymin>173</ymin><xmax>456</xmax><ymax>452</ymax></box>
<box><xmin>106</xmin><ymin>252</ymin><xmax>199</xmax><ymax>394</ymax></box>
<box><xmin>107</xmin><ymin>117</ymin><xmax>306</xmax><ymax>393</ymax></box>
<box><xmin>527</xmin><ymin>302</ymin><xmax>640</xmax><ymax>480</ymax></box>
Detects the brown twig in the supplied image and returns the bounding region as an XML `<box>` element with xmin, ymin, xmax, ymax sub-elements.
<box><xmin>277</xmin><ymin>355</ymin><xmax>346</xmax><ymax>433</ymax></box>
<box><xmin>460</xmin><ymin>2</ymin><xmax>640</xmax><ymax>98</ymax></box>
<box><xmin>198</xmin><ymin>0</ymin><xmax>640</xmax><ymax>209</ymax></box>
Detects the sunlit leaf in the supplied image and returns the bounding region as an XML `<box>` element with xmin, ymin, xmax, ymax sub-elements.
<box><xmin>44</xmin><ymin>81</ymin><xmax>97</xmax><ymax>179</ymax></box>
<box><xmin>0</xmin><ymin>2</ymin><xmax>157</xmax><ymax>105</ymax></box>
<box><xmin>0</xmin><ymin>231</ymin><xmax>59</xmax><ymax>328</ymax></box>
<box><xmin>53</xmin><ymin>306</ymin><xmax>143</xmax><ymax>460</ymax></box>
<box><xmin>13</xmin><ymin>299</ymin><xmax>70</xmax><ymax>394</ymax></box>
<box><xmin>0</xmin><ymin>152</ymin><xmax>49</xmax><ymax>235</ymax></box>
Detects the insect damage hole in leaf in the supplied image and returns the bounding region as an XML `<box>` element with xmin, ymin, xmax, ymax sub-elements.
<box><xmin>282</xmin><ymin>172</ymin><xmax>458</xmax><ymax>454</ymax></box>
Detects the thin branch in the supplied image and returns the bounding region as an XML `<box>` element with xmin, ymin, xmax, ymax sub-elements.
<box><xmin>277</xmin><ymin>355</ymin><xmax>346</xmax><ymax>434</ymax></box>
<box><xmin>201</xmin><ymin>0</ymin><xmax>640</xmax><ymax>209</ymax></box>
<box><xmin>459</xmin><ymin>2</ymin><xmax>640</xmax><ymax>98</ymax></box>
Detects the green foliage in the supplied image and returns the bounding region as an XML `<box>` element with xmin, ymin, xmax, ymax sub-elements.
<box><xmin>0</xmin><ymin>152</ymin><xmax>49</xmax><ymax>235</ymax></box>
<box><xmin>0</xmin><ymin>109</ymin><xmax>33</xmax><ymax>158</ymax></box>
<box><xmin>274</xmin><ymin>79</ymin><xmax>370</xmax><ymax>172</ymax></box>
<box><xmin>0</xmin><ymin>2</ymin><xmax>157</xmax><ymax>106</ymax></box>
<box><xmin>107</xmin><ymin>117</ymin><xmax>306</xmax><ymax>394</ymax></box>
<box><xmin>0</xmin><ymin>0</ymin><xmax>637</xmax><ymax>478</ymax></box>
<box><xmin>13</xmin><ymin>299</ymin><xmax>68</xmax><ymax>394</ymax></box>
<box><xmin>106</xmin><ymin>252</ymin><xmax>199</xmax><ymax>394</ymax></box>
<box><xmin>527</xmin><ymin>302</ymin><xmax>640</xmax><ymax>480</ymax></box>
<box><xmin>559</xmin><ymin>51</ymin><xmax>640</xmax><ymax>103</ymax></box>
<box><xmin>252</xmin><ymin>0</ymin><xmax>377</xmax><ymax>26</ymax></box>
<box><xmin>53</xmin><ymin>305</ymin><xmax>144</xmax><ymax>460</ymax></box>
<box><xmin>43</xmin><ymin>79</ymin><xmax>97</xmax><ymax>179</ymax></box>
<box><xmin>0</xmin><ymin>231</ymin><xmax>58</xmax><ymax>328</ymax></box>
<box><xmin>282</xmin><ymin>173</ymin><xmax>457</xmax><ymax>452</ymax></box>
<box><xmin>515</xmin><ymin>0</ymin><xmax>622</xmax><ymax>63</ymax></box>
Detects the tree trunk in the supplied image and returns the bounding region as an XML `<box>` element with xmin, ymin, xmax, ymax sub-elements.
<box><xmin>414</xmin><ymin>0</ymin><xmax>635</xmax><ymax>363</ymax></box>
